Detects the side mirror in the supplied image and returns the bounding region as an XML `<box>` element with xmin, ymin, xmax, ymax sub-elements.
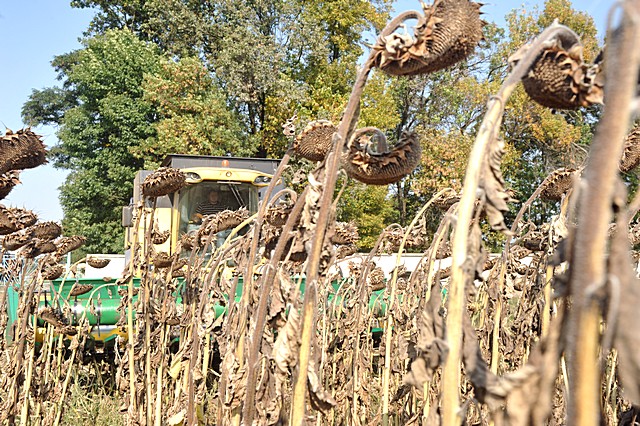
<box><xmin>122</xmin><ymin>206</ymin><xmax>133</xmax><ymax>227</ymax></box>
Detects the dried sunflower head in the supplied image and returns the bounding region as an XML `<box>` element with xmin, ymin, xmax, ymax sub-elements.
<box><xmin>42</xmin><ymin>264</ymin><xmax>64</xmax><ymax>281</ymax></box>
<box><xmin>620</xmin><ymin>125</ymin><xmax>640</xmax><ymax>173</ymax></box>
<box><xmin>521</xmin><ymin>228</ymin><xmax>548</xmax><ymax>252</ymax></box>
<box><xmin>214</xmin><ymin>208</ymin><xmax>250</xmax><ymax>233</ymax></box>
<box><xmin>0</xmin><ymin>128</ymin><xmax>48</xmax><ymax>174</ymax></box>
<box><xmin>294</xmin><ymin>120</ymin><xmax>336</xmax><ymax>162</ymax></box>
<box><xmin>179</xmin><ymin>231</ymin><xmax>196</xmax><ymax>251</ymax></box>
<box><xmin>151</xmin><ymin>229</ymin><xmax>170</xmax><ymax>245</ymax></box>
<box><xmin>336</xmin><ymin>243</ymin><xmax>358</xmax><ymax>259</ymax></box>
<box><xmin>374</xmin><ymin>0</ymin><xmax>485</xmax><ymax>76</ymax></box>
<box><xmin>59</xmin><ymin>325</ymin><xmax>78</xmax><ymax>336</ymax></box>
<box><xmin>539</xmin><ymin>168</ymin><xmax>577</xmax><ymax>201</ymax></box>
<box><xmin>55</xmin><ymin>235</ymin><xmax>87</xmax><ymax>257</ymax></box>
<box><xmin>141</xmin><ymin>167</ymin><xmax>186</xmax><ymax>198</ymax></box>
<box><xmin>0</xmin><ymin>206</ymin><xmax>37</xmax><ymax>235</ymax></box>
<box><xmin>265</xmin><ymin>200</ymin><xmax>294</xmax><ymax>228</ymax></box>
<box><xmin>0</xmin><ymin>171</ymin><xmax>21</xmax><ymax>201</ymax></box>
<box><xmin>262</xmin><ymin>223</ymin><xmax>281</xmax><ymax>248</ymax></box>
<box><xmin>381</xmin><ymin>227</ymin><xmax>404</xmax><ymax>253</ymax></box>
<box><xmin>511</xmin><ymin>33</ymin><xmax>603</xmax><ymax>109</ymax></box>
<box><xmin>2</xmin><ymin>231</ymin><xmax>31</xmax><ymax>251</ymax></box>
<box><xmin>197</xmin><ymin>208</ymin><xmax>250</xmax><ymax>246</ymax></box>
<box><xmin>87</xmin><ymin>256</ymin><xmax>111</xmax><ymax>269</ymax></box>
<box><xmin>27</xmin><ymin>221</ymin><xmax>62</xmax><ymax>241</ymax></box>
<box><xmin>433</xmin><ymin>188</ymin><xmax>461</xmax><ymax>211</ymax></box>
<box><xmin>368</xmin><ymin>267</ymin><xmax>386</xmax><ymax>291</ymax></box>
<box><xmin>38</xmin><ymin>307</ymin><xmax>67</xmax><ymax>328</ymax></box>
<box><xmin>152</xmin><ymin>251</ymin><xmax>174</xmax><ymax>269</ymax></box>
<box><xmin>343</xmin><ymin>130</ymin><xmax>422</xmax><ymax>185</ymax></box>
<box><xmin>171</xmin><ymin>258</ymin><xmax>189</xmax><ymax>278</ymax></box>
<box><xmin>70</xmin><ymin>283</ymin><xmax>93</xmax><ymax>297</ymax></box>
<box><xmin>330</xmin><ymin>222</ymin><xmax>359</xmax><ymax>245</ymax></box>
<box><xmin>171</xmin><ymin>268</ymin><xmax>186</xmax><ymax>278</ymax></box>
<box><xmin>21</xmin><ymin>239</ymin><xmax>57</xmax><ymax>258</ymax></box>
<box><xmin>510</xmin><ymin>245</ymin><xmax>532</xmax><ymax>260</ymax></box>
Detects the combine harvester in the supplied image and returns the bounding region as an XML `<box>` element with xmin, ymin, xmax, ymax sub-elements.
<box><xmin>16</xmin><ymin>154</ymin><xmax>405</xmax><ymax>347</ymax></box>
<box><xmin>12</xmin><ymin>155</ymin><xmax>283</xmax><ymax>346</ymax></box>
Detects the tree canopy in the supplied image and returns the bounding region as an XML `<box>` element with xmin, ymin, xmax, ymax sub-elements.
<box><xmin>387</xmin><ymin>0</ymin><xmax>601</xmax><ymax>243</ymax></box>
<box><xmin>135</xmin><ymin>57</ymin><xmax>254</xmax><ymax>168</ymax></box>
<box><xmin>25</xmin><ymin>29</ymin><xmax>164</xmax><ymax>255</ymax></box>
<box><xmin>21</xmin><ymin>0</ymin><xmax>603</xmax><ymax>253</ymax></box>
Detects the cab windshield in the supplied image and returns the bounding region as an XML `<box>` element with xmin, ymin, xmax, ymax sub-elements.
<box><xmin>177</xmin><ymin>181</ymin><xmax>258</xmax><ymax>237</ymax></box>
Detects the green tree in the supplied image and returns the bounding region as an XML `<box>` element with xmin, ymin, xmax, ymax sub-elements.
<box><xmin>337</xmin><ymin>182</ymin><xmax>397</xmax><ymax>250</ymax></box>
<box><xmin>207</xmin><ymin>0</ymin><xmax>392</xmax><ymax>156</ymax></box>
<box><xmin>135</xmin><ymin>57</ymin><xmax>255</xmax><ymax>168</ymax></box>
<box><xmin>71</xmin><ymin>0</ymin><xmax>393</xmax><ymax>158</ymax></box>
<box><xmin>71</xmin><ymin>0</ymin><xmax>214</xmax><ymax>57</ymax></box>
<box><xmin>396</xmin><ymin>0</ymin><xmax>600</xmax><ymax>233</ymax></box>
<box><xmin>23</xmin><ymin>29</ymin><xmax>164</xmax><ymax>255</ymax></box>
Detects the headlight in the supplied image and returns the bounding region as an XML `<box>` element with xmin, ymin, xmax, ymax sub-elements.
<box><xmin>185</xmin><ymin>172</ymin><xmax>201</xmax><ymax>182</ymax></box>
<box><xmin>253</xmin><ymin>176</ymin><xmax>272</xmax><ymax>184</ymax></box>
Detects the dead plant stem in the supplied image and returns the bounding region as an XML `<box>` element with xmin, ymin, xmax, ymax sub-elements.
<box><xmin>290</xmin><ymin>282</ymin><xmax>317</xmax><ymax>426</ymax></box>
<box><xmin>19</xmin><ymin>315</ymin><xmax>36</xmax><ymax>426</ymax></box>
<box><xmin>566</xmin><ymin>5</ymin><xmax>640</xmax><ymax>424</ymax></box>
<box><xmin>144</xmin><ymin>198</ymin><xmax>157</xmax><ymax>426</ymax></box>
<box><xmin>443</xmin><ymin>23</ymin><xmax>579</xmax><ymax>426</ymax></box>
<box><xmin>126</xmin><ymin>202</ymin><xmax>144</xmax><ymax>415</ymax></box>
<box><xmin>382</xmin><ymin>190</ymin><xmax>448</xmax><ymax>423</ymax></box>
<box><xmin>154</xmin><ymin>323</ymin><xmax>169</xmax><ymax>426</ymax></box>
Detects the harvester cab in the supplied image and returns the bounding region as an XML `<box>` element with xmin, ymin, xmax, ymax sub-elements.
<box><xmin>123</xmin><ymin>154</ymin><xmax>283</xmax><ymax>257</ymax></box>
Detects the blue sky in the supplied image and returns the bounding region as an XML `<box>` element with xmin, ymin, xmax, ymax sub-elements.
<box><xmin>0</xmin><ymin>1</ymin><xmax>94</xmax><ymax>222</ymax></box>
<box><xmin>0</xmin><ymin>0</ymin><xmax>611</xmax><ymax>224</ymax></box>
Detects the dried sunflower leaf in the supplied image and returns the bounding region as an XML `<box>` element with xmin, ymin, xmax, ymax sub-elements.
<box><xmin>480</xmin><ymin>137</ymin><xmax>513</xmax><ymax>232</ymax></box>
<box><xmin>167</xmin><ymin>409</ymin><xmax>185</xmax><ymax>426</ymax></box>
<box><xmin>308</xmin><ymin>358</ymin><xmax>336</xmax><ymax>412</ymax></box>
<box><xmin>610</xmin><ymin>208</ymin><xmax>640</xmax><ymax>405</ymax></box>
<box><xmin>169</xmin><ymin>359</ymin><xmax>184</xmax><ymax>380</ymax></box>
<box><xmin>272</xmin><ymin>308</ymin><xmax>300</xmax><ymax>377</ymax></box>
<box><xmin>403</xmin><ymin>284</ymin><xmax>448</xmax><ymax>388</ymax></box>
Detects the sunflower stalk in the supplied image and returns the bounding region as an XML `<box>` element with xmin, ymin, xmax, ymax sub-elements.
<box><xmin>290</xmin><ymin>10</ymin><xmax>421</xmax><ymax>422</ymax></box>
<box><xmin>381</xmin><ymin>189</ymin><xmax>451</xmax><ymax>424</ymax></box>
<box><xmin>126</xmin><ymin>201</ymin><xmax>144</xmax><ymax>416</ymax></box>
<box><xmin>566</xmin><ymin>5</ymin><xmax>640</xmax><ymax>424</ymax></box>
<box><xmin>442</xmin><ymin>22</ymin><xmax>581</xmax><ymax>426</ymax></box>
<box><xmin>18</xmin><ymin>313</ymin><xmax>36</xmax><ymax>426</ymax></box>
<box><xmin>144</xmin><ymin>197</ymin><xmax>158</xmax><ymax>426</ymax></box>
